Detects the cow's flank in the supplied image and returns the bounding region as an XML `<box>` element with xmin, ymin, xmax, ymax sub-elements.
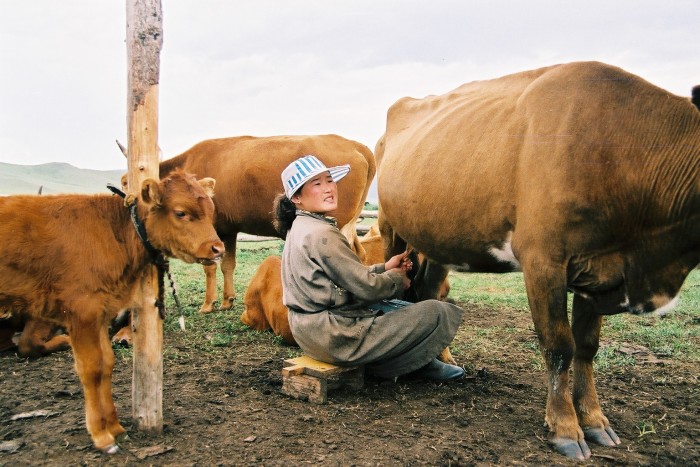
<box><xmin>376</xmin><ymin>61</ymin><xmax>700</xmax><ymax>460</ymax></box>
<box><xmin>0</xmin><ymin>171</ymin><xmax>223</xmax><ymax>453</ymax></box>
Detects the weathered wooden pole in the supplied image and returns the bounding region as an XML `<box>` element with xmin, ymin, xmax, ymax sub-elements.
<box><xmin>126</xmin><ymin>0</ymin><xmax>163</xmax><ymax>434</ymax></box>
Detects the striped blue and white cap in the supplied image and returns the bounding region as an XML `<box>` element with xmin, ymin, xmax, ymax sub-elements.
<box><xmin>281</xmin><ymin>155</ymin><xmax>351</xmax><ymax>198</ymax></box>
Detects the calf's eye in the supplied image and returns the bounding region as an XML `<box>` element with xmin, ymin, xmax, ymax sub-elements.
<box><xmin>174</xmin><ymin>210</ymin><xmax>186</xmax><ymax>219</ymax></box>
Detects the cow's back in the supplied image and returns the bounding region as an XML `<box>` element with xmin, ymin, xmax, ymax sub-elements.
<box><xmin>377</xmin><ymin>61</ymin><xmax>700</xmax><ymax>267</ymax></box>
<box><xmin>0</xmin><ymin>194</ymin><xmax>134</xmax><ymax>322</ymax></box>
<box><xmin>161</xmin><ymin>134</ymin><xmax>375</xmax><ymax>237</ymax></box>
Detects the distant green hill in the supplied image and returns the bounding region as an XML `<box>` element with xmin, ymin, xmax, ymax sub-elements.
<box><xmin>0</xmin><ymin>161</ymin><xmax>381</xmax><ymax>201</ymax></box>
<box><xmin>0</xmin><ymin>162</ymin><xmax>124</xmax><ymax>195</ymax></box>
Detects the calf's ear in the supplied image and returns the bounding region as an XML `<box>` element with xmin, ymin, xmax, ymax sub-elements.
<box><xmin>140</xmin><ymin>178</ymin><xmax>163</xmax><ymax>208</ymax></box>
<box><xmin>198</xmin><ymin>177</ymin><xmax>216</xmax><ymax>198</ymax></box>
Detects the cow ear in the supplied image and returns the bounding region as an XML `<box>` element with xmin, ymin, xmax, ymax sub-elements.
<box><xmin>140</xmin><ymin>178</ymin><xmax>163</xmax><ymax>208</ymax></box>
<box><xmin>198</xmin><ymin>177</ymin><xmax>216</xmax><ymax>198</ymax></box>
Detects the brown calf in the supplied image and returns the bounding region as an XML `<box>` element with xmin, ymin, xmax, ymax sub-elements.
<box><xmin>0</xmin><ymin>171</ymin><xmax>224</xmax><ymax>453</ymax></box>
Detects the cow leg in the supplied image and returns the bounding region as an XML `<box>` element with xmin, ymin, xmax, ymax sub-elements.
<box><xmin>219</xmin><ymin>237</ymin><xmax>238</xmax><ymax>310</ymax></box>
<box><xmin>111</xmin><ymin>324</ymin><xmax>132</xmax><ymax>346</ymax></box>
<box><xmin>17</xmin><ymin>319</ymin><xmax>70</xmax><ymax>357</ymax></box>
<box><xmin>97</xmin><ymin>321</ymin><xmax>125</xmax><ymax>441</ymax></box>
<box><xmin>415</xmin><ymin>259</ymin><xmax>449</xmax><ymax>301</ymax></box>
<box><xmin>111</xmin><ymin>310</ymin><xmax>132</xmax><ymax>346</ymax></box>
<box><xmin>70</xmin><ymin>315</ymin><xmax>124</xmax><ymax>453</ymax></box>
<box><xmin>437</xmin><ymin>347</ymin><xmax>457</xmax><ymax>365</ymax></box>
<box><xmin>199</xmin><ymin>264</ymin><xmax>219</xmax><ymax>313</ymax></box>
<box><xmin>522</xmin><ymin>261</ymin><xmax>590</xmax><ymax>461</ymax></box>
<box><xmin>571</xmin><ymin>294</ymin><xmax>621</xmax><ymax>447</ymax></box>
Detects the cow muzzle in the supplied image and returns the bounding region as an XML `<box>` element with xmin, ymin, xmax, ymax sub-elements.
<box><xmin>198</xmin><ymin>256</ymin><xmax>222</xmax><ymax>266</ymax></box>
<box><xmin>196</xmin><ymin>240</ymin><xmax>225</xmax><ymax>265</ymax></box>
<box><xmin>629</xmin><ymin>294</ymin><xmax>679</xmax><ymax>316</ymax></box>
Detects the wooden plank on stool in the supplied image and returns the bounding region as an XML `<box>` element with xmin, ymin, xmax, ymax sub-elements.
<box><xmin>283</xmin><ymin>355</ymin><xmax>349</xmax><ymax>378</ymax></box>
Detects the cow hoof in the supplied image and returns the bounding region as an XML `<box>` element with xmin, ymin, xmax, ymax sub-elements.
<box><xmin>198</xmin><ymin>305</ymin><xmax>215</xmax><ymax>314</ymax></box>
<box><xmin>584</xmin><ymin>426</ymin><xmax>621</xmax><ymax>446</ymax></box>
<box><xmin>549</xmin><ymin>437</ymin><xmax>591</xmax><ymax>460</ymax></box>
<box><xmin>220</xmin><ymin>297</ymin><xmax>237</xmax><ymax>310</ymax></box>
<box><xmin>112</xmin><ymin>337</ymin><xmax>131</xmax><ymax>347</ymax></box>
<box><xmin>102</xmin><ymin>443</ymin><xmax>120</xmax><ymax>455</ymax></box>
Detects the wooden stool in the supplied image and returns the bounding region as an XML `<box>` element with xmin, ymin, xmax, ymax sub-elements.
<box><xmin>281</xmin><ymin>355</ymin><xmax>364</xmax><ymax>404</ymax></box>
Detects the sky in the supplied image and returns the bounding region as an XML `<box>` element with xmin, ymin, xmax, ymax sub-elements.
<box><xmin>1</xmin><ymin>1</ymin><xmax>699</xmax><ymax>172</ymax></box>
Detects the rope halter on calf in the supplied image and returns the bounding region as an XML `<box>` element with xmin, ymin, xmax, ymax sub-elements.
<box><xmin>107</xmin><ymin>184</ymin><xmax>185</xmax><ymax>329</ymax></box>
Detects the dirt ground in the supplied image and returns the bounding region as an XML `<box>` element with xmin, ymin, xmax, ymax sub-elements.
<box><xmin>1</xmin><ymin>302</ymin><xmax>698</xmax><ymax>467</ymax></box>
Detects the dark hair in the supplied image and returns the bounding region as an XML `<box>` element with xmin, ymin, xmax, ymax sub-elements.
<box><xmin>273</xmin><ymin>193</ymin><xmax>297</xmax><ymax>239</ymax></box>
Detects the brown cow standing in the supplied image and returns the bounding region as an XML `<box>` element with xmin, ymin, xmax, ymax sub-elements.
<box><xmin>153</xmin><ymin>134</ymin><xmax>375</xmax><ymax>313</ymax></box>
<box><xmin>375</xmin><ymin>61</ymin><xmax>700</xmax><ymax>460</ymax></box>
<box><xmin>0</xmin><ymin>171</ymin><xmax>224</xmax><ymax>453</ymax></box>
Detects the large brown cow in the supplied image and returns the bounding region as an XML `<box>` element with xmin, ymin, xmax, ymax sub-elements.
<box><xmin>375</xmin><ymin>61</ymin><xmax>700</xmax><ymax>460</ymax></box>
<box><xmin>133</xmin><ymin>134</ymin><xmax>375</xmax><ymax>313</ymax></box>
<box><xmin>0</xmin><ymin>171</ymin><xmax>224</xmax><ymax>453</ymax></box>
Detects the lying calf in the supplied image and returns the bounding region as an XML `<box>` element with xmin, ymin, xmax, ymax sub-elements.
<box><xmin>0</xmin><ymin>315</ymin><xmax>69</xmax><ymax>357</ymax></box>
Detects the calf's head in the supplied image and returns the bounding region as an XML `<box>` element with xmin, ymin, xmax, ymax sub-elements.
<box><xmin>139</xmin><ymin>171</ymin><xmax>224</xmax><ymax>265</ymax></box>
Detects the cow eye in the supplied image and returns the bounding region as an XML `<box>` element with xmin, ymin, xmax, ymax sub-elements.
<box><xmin>174</xmin><ymin>210</ymin><xmax>187</xmax><ymax>219</ymax></box>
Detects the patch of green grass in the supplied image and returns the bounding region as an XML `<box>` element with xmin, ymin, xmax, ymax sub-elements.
<box><xmin>601</xmin><ymin>272</ymin><xmax>700</xmax><ymax>362</ymax></box>
<box><xmin>636</xmin><ymin>421</ymin><xmax>657</xmax><ymax>438</ymax></box>
<box><xmin>592</xmin><ymin>343</ymin><xmax>636</xmax><ymax>371</ymax></box>
<box><xmin>448</xmin><ymin>272</ymin><xmax>529</xmax><ymax>311</ymax></box>
<box><xmin>113</xmin><ymin>345</ymin><xmax>133</xmax><ymax>362</ymax></box>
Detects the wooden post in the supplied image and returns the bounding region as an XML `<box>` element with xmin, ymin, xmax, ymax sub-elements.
<box><xmin>126</xmin><ymin>0</ymin><xmax>163</xmax><ymax>434</ymax></box>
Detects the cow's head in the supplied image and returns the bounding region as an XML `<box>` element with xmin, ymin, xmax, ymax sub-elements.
<box><xmin>582</xmin><ymin>234</ymin><xmax>700</xmax><ymax>316</ymax></box>
<box><xmin>139</xmin><ymin>170</ymin><xmax>224</xmax><ymax>265</ymax></box>
<box><xmin>621</xmin><ymin>248</ymin><xmax>699</xmax><ymax>316</ymax></box>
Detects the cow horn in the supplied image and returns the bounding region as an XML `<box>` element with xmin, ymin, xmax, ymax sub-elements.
<box><xmin>116</xmin><ymin>140</ymin><xmax>128</xmax><ymax>158</ymax></box>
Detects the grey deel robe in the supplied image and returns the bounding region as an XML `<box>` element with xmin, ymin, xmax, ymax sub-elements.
<box><xmin>282</xmin><ymin>211</ymin><xmax>463</xmax><ymax>378</ymax></box>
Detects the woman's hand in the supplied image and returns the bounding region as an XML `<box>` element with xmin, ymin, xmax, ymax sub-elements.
<box><xmin>385</xmin><ymin>251</ymin><xmax>413</xmax><ymax>272</ymax></box>
<box><xmin>386</xmin><ymin>251</ymin><xmax>413</xmax><ymax>289</ymax></box>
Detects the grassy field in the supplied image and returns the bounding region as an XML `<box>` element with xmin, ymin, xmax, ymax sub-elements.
<box><xmin>143</xmin><ymin>237</ymin><xmax>699</xmax><ymax>376</ymax></box>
